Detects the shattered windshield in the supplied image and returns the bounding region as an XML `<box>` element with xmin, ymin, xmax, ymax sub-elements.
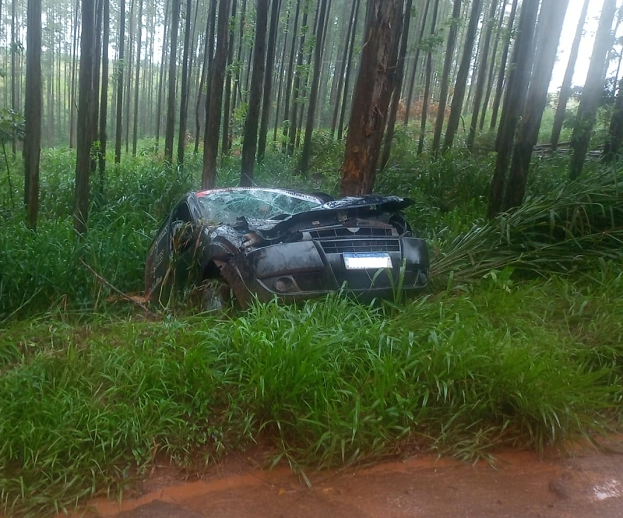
<box><xmin>197</xmin><ymin>189</ymin><xmax>322</xmax><ymax>224</ymax></box>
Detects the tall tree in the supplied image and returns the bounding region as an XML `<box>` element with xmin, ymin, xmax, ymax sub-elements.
<box><xmin>299</xmin><ymin>0</ymin><xmax>329</xmax><ymax>174</ymax></box>
<box><xmin>114</xmin><ymin>0</ymin><xmax>126</xmax><ymax>164</ymax></box>
<box><xmin>132</xmin><ymin>0</ymin><xmax>144</xmax><ymax>155</ymax></box>
<box><xmin>202</xmin><ymin>0</ymin><xmax>231</xmax><ymax>188</ymax></box>
<box><xmin>466</xmin><ymin>0</ymin><xmax>499</xmax><ymax>151</ymax></box>
<box><xmin>550</xmin><ymin>0</ymin><xmax>590</xmax><ymax>150</ymax></box>
<box><xmin>380</xmin><ymin>0</ymin><xmax>414</xmax><ymax>169</ymax></box>
<box><xmin>337</xmin><ymin>0</ymin><xmax>360</xmax><ymax>140</ymax></box>
<box><xmin>417</xmin><ymin>0</ymin><xmax>441</xmax><ymax>155</ymax></box>
<box><xmin>257</xmin><ymin>0</ymin><xmax>282</xmax><ymax>163</ymax></box>
<box><xmin>164</xmin><ymin>0</ymin><xmax>181</xmax><ymax>163</ymax></box>
<box><xmin>221</xmin><ymin>0</ymin><xmax>237</xmax><ymax>156</ymax></box>
<box><xmin>177</xmin><ymin>0</ymin><xmax>193</xmax><ymax>165</ymax></box>
<box><xmin>603</xmin><ymin>78</ymin><xmax>623</xmax><ymax>160</ymax></box>
<box><xmin>503</xmin><ymin>0</ymin><xmax>570</xmax><ymax>210</ymax></box>
<box><xmin>487</xmin><ymin>0</ymin><xmax>540</xmax><ymax>218</ymax></box>
<box><xmin>74</xmin><ymin>0</ymin><xmax>96</xmax><ymax>235</ymax></box>
<box><xmin>403</xmin><ymin>0</ymin><xmax>431</xmax><ymax>126</ymax></box>
<box><xmin>569</xmin><ymin>0</ymin><xmax>618</xmax><ymax>180</ymax></box>
<box><xmin>489</xmin><ymin>0</ymin><xmax>519</xmax><ymax>130</ymax></box>
<box><xmin>10</xmin><ymin>0</ymin><xmax>17</xmax><ymax>155</ymax></box>
<box><xmin>98</xmin><ymin>0</ymin><xmax>110</xmax><ymax>187</ymax></box>
<box><xmin>431</xmin><ymin>0</ymin><xmax>461</xmax><ymax>154</ymax></box>
<box><xmin>339</xmin><ymin>0</ymin><xmax>402</xmax><ymax>196</ymax></box>
<box><xmin>442</xmin><ymin>0</ymin><xmax>483</xmax><ymax>151</ymax></box>
<box><xmin>239</xmin><ymin>0</ymin><xmax>269</xmax><ymax>187</ymax></box>
<box><xmin>23</xmin><ymin>0</ymin><xmax>42</xmax><ymax>229</ymax></box>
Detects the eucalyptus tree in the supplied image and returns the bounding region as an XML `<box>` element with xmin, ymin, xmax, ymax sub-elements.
<box><xmin>131</xmin><ymin>0</ymin><xmax>143</xmax><ymax>156</ymax></box>
<box><xmin>487</xmin><ymin>0</ymin><xmax>540</xmax><ymax>218</ymax></box>
<box><xmin>504</xmin><ymin>0</ymin><xmax>570</xmax><ymax>210</ymax></box>
<box><xmin>98</xmin><ymin>0</ymin><xmax>109</xmax><ymax>183</ymax></box>
<box><xmin>442</xmin><ymin>0</ymin><xmax>482</xmax><ymax>151</ymax></box>
<box><xmin>466</xmin><ymin>0</ymin><xmax>500</xmax><ymax>151</ymax></box>
<box><xmin>24</xmin><ymin>0</ymin><xmax>41</xmax><ymax>229</ymax></box>
<box><xmin>115</xmin><ymin>0</ymin><xmax>126</xmax><ymax>163</ymax></box>
<box><xmin>75</xmin><ymin>0</ymin><xmax>95</xmax><ymax>235</ymax></box>
<box><xmin>340</xmin><ymin>0</ymin><xmax>402</xmax><ymax>196</ymax></box>
<box><xmin>403</xmin><ymin>0</ymin><xmax>431</xmax><ymax>126</ymax></box>
<box><xmin>177</xmin><ymin>0</ymin><xmax>193</xmax><ymax>165</ymax></box>
<box><xmin>570</xmin><ymin>0</ymin><xmax>618</xmax><ymax>180</ymax></box>
<box><xmin>164</xmin><ymin>0</ymin><xmax>180</xmax><ymax>163</ymax></box>
<box><xmin>431</xmin><ymin>0</ymin><xmax>461</xmax><ymax>154</ymax></box>
<box><xmin>202</xmin><ymin>0</ymin><xmax>231</xmax><ymax>188</ymax></box>
<box><xmin>336</xmin><ymin>0</ymin><xmax>360</xmax><ymax>140</ymax></box>
<box><xmin>240</xmin><ymin>0</ymin><xmax>269</xmax><ymax>187</ymax></box>
<box><xmin>489</xmin><ymin>0</ymin><xmax>518</xmax><ymax>129</ymax></box>
<box><xmin>550</xmin><ymin>0</ymin><xmax>590</xmax><ymax>150</ymax></box>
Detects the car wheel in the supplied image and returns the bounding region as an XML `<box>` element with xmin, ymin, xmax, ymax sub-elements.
<box><xmin>200</xmin><ymin>279</ymin><xmax>233</xmax><ymax>312</ymax></box>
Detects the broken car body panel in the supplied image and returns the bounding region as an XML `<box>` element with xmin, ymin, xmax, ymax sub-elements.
<box><xmin>145</xmin><ymin>187</ymin><xmax>429</xmax><ymax>307</ymax></box>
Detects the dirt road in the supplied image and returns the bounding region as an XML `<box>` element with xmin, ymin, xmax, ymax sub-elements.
<box><xmin>83</xmin><ymin>440</ymin><xmax>623</xmax><ymax>518</ymax></box>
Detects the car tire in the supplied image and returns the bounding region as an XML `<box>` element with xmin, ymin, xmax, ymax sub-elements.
<box><xmin>200</xmin><ymin>279</ymin><xmax>233</xmax><ymax>312</ymax></box>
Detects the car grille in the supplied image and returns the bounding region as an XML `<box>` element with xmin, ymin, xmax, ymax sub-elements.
<box><xmin>309</xmin><ymin>227</ymin><xmax>393</xmax><ymax>239</ymax></box>
<box><xmin>319</xmin><ymin>239</ymin><xmax>400</xmax><ymax>254</ymax></box>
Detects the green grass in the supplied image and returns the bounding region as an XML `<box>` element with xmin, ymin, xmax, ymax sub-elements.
<box><xmin>1</xmin><ymin>142</ymin><xmax>623</xmax><ymax>515</ymax></box>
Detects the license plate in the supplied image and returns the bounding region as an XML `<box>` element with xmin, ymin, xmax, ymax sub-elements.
<box><xmin>343</xmin><ymin>253</ymin><xmax>392</xmax><ymax>270</ymax></box>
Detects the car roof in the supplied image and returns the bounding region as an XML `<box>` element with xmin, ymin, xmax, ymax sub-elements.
<box><xmin>195</xmin><ymin>187</ymin><xmax>324</xmax><ymax>203</ymax></box>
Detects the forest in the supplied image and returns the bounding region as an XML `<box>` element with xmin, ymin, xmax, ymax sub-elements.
<box><xmin>2</xmin><ymin>0</ymin><xmax>623</xmax><ymax>515</ymax></box>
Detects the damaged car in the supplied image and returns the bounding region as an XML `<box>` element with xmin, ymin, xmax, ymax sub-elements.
<box><xmin>145</xmin><ymin>187</ymin><xmax>429</xmax><ymax>309</ymax></box>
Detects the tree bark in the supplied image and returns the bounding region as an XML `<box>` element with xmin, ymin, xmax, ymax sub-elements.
<box><xmin>431</xmin><ymin>0</ymin><xmax>461</xmax><ymax>154</ymax></box>
<box><xmin>550</xmin><ymin>0</ymin><xmax>590</xmax><ymax>150</ymax></box>
<box><xmin>442</xmin><ymin>0</ymin><xmax>482</xmax><ymax>152</ymax></box>
<box><xmin>380</xmin><ymin>0</ymin><xmax>414</xmax><ymax>169</ymax></box>
<box><xmin>570</xmin><ymin>0</ymin><xmax>618</xmax><ymax>180</ymax></box>
<box><xmin>487</xmin><ymin>0</ymin><xmax>540</xmax><ymax>218</ymax></box>
<box><xmin>299</xmin><ymin>0</ymin><xmax>329</xmax><ymax>174</ymax></box>
<box><xmin>221</xmin><ymin>0</ymin><xmax>237</xmax><ymax>157</ymax></box>
<box><xmin>131</xmin><ymin>0</ymin><xmax>143</xmax><ymax>156</ymax></box>
<box><xmin>98</xmin><ymin>0</ymin><xmax>109</xmax><ymax>189</ymax></box>
<box><xmin>339</xmin><ymin>0</ymin><xmax>402</xmax><ymax>196</ymax></box>
<box><xmin>114</xmin><ymin>0</ymin><xmax>126</xmax><ymax>164</ymax></box>
<box><xmin>24</xmin><ymin>0</ymin><xmax>42</xmax><ymax>229</ymax></box>
<box><xmin>466</xmin><ymin>0</ymin><xmax>499</xmax><ymax>151</ymax></box>
<box><xmin>74</xmin><ymin>0</ymin><xmax>96</xmax><ymax>235</ymax></box>
<box><xmin>239</xmin><ymin>0</ymin><xmax>269</xmax><ymax>187</ymax></box>
<box><xmin>603</xmin><ymin>79</ymin><xmax>623</xmax><ymax>160</ymax></box>
<box><xmin>202</xmin><ymin>0</ymin><xmax>231</xmax><ymax>188</ymax></box>
<box><xmin>403</xmin><ymin>0</ymin><xmax>431</xmax><ymax>126</ymax></box>
<box><xmin>257</xmin><ymin>0</ymin><xmax>282</xmax><ymax>163</ymax></box>
<box><xmin>503</xmin><ymin>0</ymin><xmax>570</xmax><ymax>210</ymax></box>
<box><xmin>177</xmin><ymin>0</ymin><xmax>193</xmax><ymax>165</ymax></box>
<box><xmin>164</xmin><ymin>0</ymin><xmax>180</xmax><ymax>163</ymax></box>
<box><xmin>337</xmin><ymin>0</ymin><xmax>360</xmax><ymax>141</ymax></box>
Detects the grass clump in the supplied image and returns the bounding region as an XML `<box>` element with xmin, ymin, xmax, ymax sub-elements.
<box><xmin>1</xmin><ymin>279</ymin><xmax>622</xmax><ymax>515</ymax></box>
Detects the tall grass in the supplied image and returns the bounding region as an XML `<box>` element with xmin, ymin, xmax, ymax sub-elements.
<box><xmin>1</xmin><ymin>277</ymin><xmax>622</xmax><ymax>515</ymax></box>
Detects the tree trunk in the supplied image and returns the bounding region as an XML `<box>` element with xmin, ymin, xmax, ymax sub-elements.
<box><xmin>431</xmin><ymin>0</ymin><xmax>461</xmax><ymax>154</ymax></box>
<box><xmin>489</xmin><ymin>0</ymin><xmax>519</xmax><ymax>130</ymax></box>
<box><xmin>417</xmin><ymin>0</ymin><xmax>441</xmax><ymax>155</ymax></box>
<box><xmin>466</xmin><ymin>0</ymin><xmax>499</xmax><ymax>151</ymax></box>
<box><xmin>239</xmin><ymin>0</ymin><xmax>269</xmax><ymax>187</ymax></box>
<box><xmin>442</xmin><ymin>0</ymin><xmax>482</xmax><ymax>151</ymax></box>
<box><xmin>202</xmin><ymin>0</ymin><xmax>231</xmax><ymax>189</ymax></box>
<box><xmin>550</xmin><ymin>0</ymin><xmax>590</xmax><ymax>150</ymax></box>
<box><xmin>287</xmin><ymin>3</ymin><xmax>309</xmax><ymax>155</ymax></box>
<box><xmin>299</xmin><ymin>0</ymin><xmax>329</xmax><ymax>174</ymax></box>
<box><xmin>98</xmin><ymin>0</ymin><xmax>109</xmax><ymax>190</ymax></box>
<box><xmin>176</xmin><ymin>0</ymin><xmax>193</xmax><ymax>165</ymax></box>
<box><xmin>380</xmin><ymin>0</ymin><xmax>414</xmax><ymax>169</ymax></box>
<box><xmin>337</xmin><ymin>0</ymin><xmax>360</xmax><ymax>141</ymax></box>
<box><xmin>272</xmin><ymin>0</ymin><xmax>291</xmax><ymax>143</ymax></box>
<box><xmin>164</xmin><ymin>0</ymin><xmax>180</xmax><ymax>163</ymax></box>
<box><xmin>479</xmin><ymin>0</ymin><xmax>508</xmax><ymax>130</ymax></box>
<box><xmin>131</xmin><ymin>0</ymin><xmax>143</xmax><ymax>155</ymax></box>
<box><xmin>74</xmin><ymin>0</ymin><xmax>96</xmax><ymax>235</ymax></box>
<box><xmin>24</xmin><ymin>0</ymin><xmax>42</xmax><ymax>229</ymax></box>
<box><xmin>339</xmin><ymin>0</ymin><xmax>402</xmax><ymax>196</ymax></box>
<box><xmin>570</xmin><ymin>0</ymin><xmax>618</xmax><ymax>180</ymax></box>
<box><xmin>155</xmin><ymin>0</ymin><xmax>170</xmax><ymax>148</ymax></box>
<box><xmin>403</xmin><ymin>0</ymin><xmax>431</xmax><ymax>126</ymax></box>
<box><xmin>503</xmin><ymin>0</ymin><xmax>570</xmax><ymax>210</ymax></box>
<box><xmin>221</xmin><ymin>0</ymin><xmax>237</xmax><ymax>157</ymax></box>
<box><xmin>487</xmin><ymin>0</ymin><xmax>539</xmax><ymax>219</ymax></box>
<box><xmin>603</xmin><ymin>79</ymin><xmax>623</xmax><ymax>160</ymax></box>
<box><xmin>257</xmin><ymin>0</ymin><xmax>282</xmax><ymax>163</ymax></box>
<box><xmin>11</xmin><ymin>0</ymin><xmax>17</xmax><ymax>155</ymax></box>
<box><xmin>281</xmin><ymin>0</ymin><xmax>301</xmax><ymax>152</ymax></box>
<box><xmin>194</xmin><ymin>0</ymin><xmax>216</xmax><ymax>153</ymax></box>
<box><xmin>114</xmin><ymin>0</ymin><xmax>126</xmax><ymax>164</ymax></box>
<box><xmin>69</xmin><ymin>0</ymin><xmax>80</xmax><ymax>148</ymax></box>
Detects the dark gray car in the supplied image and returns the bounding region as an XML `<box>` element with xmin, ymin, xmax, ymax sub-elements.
<box><xmin>145</xmin><ymin>187</ymin><xmax>429</xmax><ymax>308</ymax></box>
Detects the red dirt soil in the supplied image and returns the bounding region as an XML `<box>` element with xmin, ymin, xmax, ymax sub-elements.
<box><xmin>73</xmin><ymin>438</ymin><xmax>623</xmax><ymax>518</ymax></box>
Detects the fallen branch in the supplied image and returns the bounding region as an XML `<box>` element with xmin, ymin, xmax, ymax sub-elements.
<box><xmin>80</xmin><ymin>258</ymin><xmax>158</xmax><ymax>318</ymax></box>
